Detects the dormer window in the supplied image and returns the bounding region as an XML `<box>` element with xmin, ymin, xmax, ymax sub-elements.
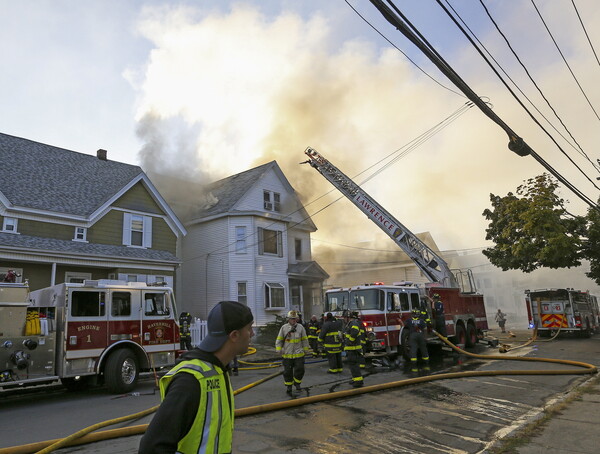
<box><xmin>2</xmin><ymin>217</ymin><xmax>17</xmax><ymax>233</ymax></box>
<box><xmin>73</xmin><ymin>227</ymin><xmax>87</xmax><ymax>242</ymax></box>
<box><xmin>263</xmin><ymin>190</ymin><xmax>281</xmax><ymax>212</ymax></box>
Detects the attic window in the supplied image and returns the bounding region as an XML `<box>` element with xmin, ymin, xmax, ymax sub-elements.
<box><xmin>73</xmin><ymin>227</ymin><xmax>87</xmax><ymax>242</ymax></box>
<box><xmin>263</xmin><ymin>190</ymin><xmax>281</xmax><ymax>212</ymax></box>
<box><xmin>2</xmin><ymin>217</ymin><xmax>18</xmax><ymax>233</ymax></box>
<box><xmin>122</xmin><ymin>213</ymin><xmax>152</xmax><ymax>248</ymax></box>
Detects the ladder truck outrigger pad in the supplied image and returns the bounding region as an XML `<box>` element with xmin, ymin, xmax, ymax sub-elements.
<box><xmin>303</xmin><ymin>147</ymin><xmax>490</xmax><ymax>358</ymax></box>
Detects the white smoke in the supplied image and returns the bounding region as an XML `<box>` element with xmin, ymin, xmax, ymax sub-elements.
<box><xmin>127</xmin><ymin>1</ymin><xmax>600</xmax><ymax>252</ymax></box>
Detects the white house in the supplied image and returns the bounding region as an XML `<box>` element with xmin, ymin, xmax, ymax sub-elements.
<box><xmin>180</xmin><ymin>161</ymin><xmax>328</xmax><ymax>325</ymax></box>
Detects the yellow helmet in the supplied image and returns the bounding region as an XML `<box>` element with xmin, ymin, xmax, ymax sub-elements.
<box><xmin>287</xmin><ymin>310</ymin><xmax>299</xmax><ymax>319</ymax></box>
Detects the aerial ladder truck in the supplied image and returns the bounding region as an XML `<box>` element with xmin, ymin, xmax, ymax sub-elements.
<box><xmin>303</xmin><ymin>147</ymin><xmax>489</xmax><ymax>356</ymax></box>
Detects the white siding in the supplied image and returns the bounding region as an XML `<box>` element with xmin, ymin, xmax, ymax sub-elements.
<box><xmin>287</xmin><ymin>228</ymin><xmax>311</xmax><ymax>263</ymax></box>
<box><xmin>181</xmin><ymin>218</ymin><xmax>231</xmax><ymax>318</ymax></box>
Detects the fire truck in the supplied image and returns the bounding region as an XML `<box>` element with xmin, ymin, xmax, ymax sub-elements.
<box><xmin>525</xmin><ymin>288</ymin><xmax>599</xmax><ymax>337</ymax></box>
<box><xmin>303</xmin><ymin>147</ymin><xmax>489</xmax><ymax>357</ymax></box>
<box><xmin>0</xmin><ymin>279</ymin><xmax>180</xmax><ymax>393</ymax></box>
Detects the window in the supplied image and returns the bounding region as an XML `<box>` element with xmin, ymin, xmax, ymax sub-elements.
<box><xmin>144</xmin><ymin>292</ymin><xmax>170</xmax><ymax>316</ymax></box>
<box><xmin>73</xmin><ymin>227</ymin><xmax>87</xmax><ymax>241</ymax></box>
<box><xmin>235</xmin><ymin>226</ymin><xmax>247</xmax><ymax>253</ymax></box>
<box><xmin>237</xmin><ymin>282</ymin><xmax>247</xmax><ymax>304</ymax></box>
<box><xmin>122</xmin><ymin>213</ymin><xmax>152</xmax><ymax>248</ymax></box>
<box><xmin>127</xmin><ymin>275</ymin><xmax>138</xmax><ymax>282</ymax></box>
<box><xmin>111</xmin><ymin>292</ymin><xmax>131</xmax><ymax>317</ymax></box>
<box><xmin>258</xmin><ymin>227</ymin><xmax>282</xmax><ymax>256</ymax></box>
<box><xmin>2</xmin><ymin>217</ymin><xmax>17</xmax><ymax>233</ymax></box>
<box><xmin>265</xmin><ymin>282</ymin><xmax>285</xmax><ymax>308</ymax></box>
<box><xmin>65</xmin><ymin>272</ymin><xmax>92</xmax><ymax>284</ymax></box>
<box><xmin>295</xmin><ymin>239</ymin><xmax>302</xmax><ymax>260</ymax></box>
<box><xmin>263</xmin><ymin>190</ymin><xmax>281</xmax><ymax>212</ymax></box>
<box><xmin>71</xmin><ymin>291</ymin><xmax>106</xmax><ymax>317</ymax></box>
<box><xmin>387</xmin><ymin>292</ymin><xmax>409</xmax><ymax>312</ymax></box>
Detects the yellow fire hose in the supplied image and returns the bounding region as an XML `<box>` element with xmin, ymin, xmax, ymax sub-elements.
<box><xmin>2</xmin><ymin>335</ymin><xmax>595</xmax><ymax>454</ymax></box>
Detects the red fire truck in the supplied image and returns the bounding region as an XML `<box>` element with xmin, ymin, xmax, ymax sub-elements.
<box><xmin>0</xmin><ymin>279</ymin><xmax>180</xmax><ymax>393</ymax></box>
<box><xmin>304</xmin><ymin>147</ymin><xmax>489</xmax><ymax>357</ymax></box>
<box><xmin>525</xmin><ymin>288</ymin><xmax>599</xmax><ymax>337</ymax></box>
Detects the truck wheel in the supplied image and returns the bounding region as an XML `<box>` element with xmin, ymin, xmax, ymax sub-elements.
<box><xmin>400</xmin><ymin>329</ymin><xmax>411</xmax><ymax>360</ymax></box>
<box><xmin>105</xmin><ymin>349</ymin><xmax>138</xmax><ymax>394</ymax></box>
<box><xmin>61</xmin><ymin>376</ymin><xmax>89</xmax><ymax>392</ymax></box>
<box><xmin>454</xmin><ymin>324</ymin><xmax>466</xmax><ymax>347</ymax></box>
<box><xmin>465</xmin><ymin>324</ymin><xmax>477</xmax><ymax>348</ymax></box>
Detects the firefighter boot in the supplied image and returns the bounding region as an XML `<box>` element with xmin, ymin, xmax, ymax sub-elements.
<box><xmin>286</xmin><ymin>385</ymin><xmax>293</xmax><ymax>395</ymax></box>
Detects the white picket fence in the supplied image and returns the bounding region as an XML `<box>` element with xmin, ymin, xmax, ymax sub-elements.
<box><xmin>190</xmin><ymin>319</ymin><xmax>208</xmax><ymax>347</ymax></box>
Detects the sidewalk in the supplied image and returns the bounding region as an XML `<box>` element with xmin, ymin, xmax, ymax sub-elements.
<box><xmin>484</xmin><ymin>329</ymin><xmax>600</xmax><ymax>454</ymax></box>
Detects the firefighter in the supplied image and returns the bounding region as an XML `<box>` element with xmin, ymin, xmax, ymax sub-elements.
<box><xmin>307</xmin><ymin>314</ymin><xmax>321</xmax><ymax>356</ymax></box>
<box><xmin>356</xmin><ymin>312</ymin><xmax>367</xmax><ymax>369</ymax></box>
<box><xmin>139</xmin><ymin>301</ymin><xmax>254</xmax><ymax>454</ymax></box>
<box><xmin>428</xmin><ymin>293</ymin><xmax>447</xmax><ymax>336</ymax></box>
<box><xmin>404</xmin><ymin>307</ymin><xmax>429</xmax><ymax>370</ymax></box>
<box><xmin>178</xmin><ymin>311</ymin><xmax>193</xmax><ymax>350</ymax></box>
<box><xmin>275</xmin><ymin>310</ymin><xmax>310</xmax><ymax>394</ymax></box>
<box><xmin>319</xmin><ymin>312</ymin><xmax>343</xmax><ymax>374</ymax></box>
<box><xmin>342</xmin><ymin>310</ymin><xmax>364</xmax><ymax>388</ymax></box>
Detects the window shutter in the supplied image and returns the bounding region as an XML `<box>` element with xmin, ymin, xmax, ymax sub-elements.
<box><xmin>122</xmin><ymin>213</ymin><xmax>132</xmax><ymax>246</ymax></box>
<box><xmin>258</xmin><ymin>227</ymin><xmax>264</xmax><ymax>255</ymax></box>
<box><xmin>143</xmin><ymin>216</ymin><xmax>153</xmax><ymax>248</ymax></box>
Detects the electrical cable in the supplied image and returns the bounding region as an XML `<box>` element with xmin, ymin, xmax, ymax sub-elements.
<box><xmin>531</xmin><ymin>0</ymin><xmax>600</xmax><ymax>122</ymax></box>
<box><xmin>186</xmin><ymin>101</ymin><xmax>474</xmax><ymax>262</ymax></box>
<box><xmin>343</xmin><ymin>0</ymin><xmax>465</xmax><ymax>97</ymax></box>
<box><xmin>441</xmin><ymin>0</ymin><xmax>600</xmax><ymax>174</ymax></box>
<box><xmin>368</xmin><ymin>0</ymin><xmax>599</xmax><ymax>211</ymax></box>
<box><xmin>571</xmin><ymin>0</ymin><xmax>600</xmax><ymax>69</ymax></box>
<box><xmin>475</xmin><ymin>0</ymin><xmax>600</xmax><ymax>185</ymax></box>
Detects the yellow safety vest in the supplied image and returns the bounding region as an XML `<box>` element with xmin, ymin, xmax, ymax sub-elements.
<box><xmin>160</xmin><ymin>359</ymin><xmax>234</xmax><ymax>454</ymax></box>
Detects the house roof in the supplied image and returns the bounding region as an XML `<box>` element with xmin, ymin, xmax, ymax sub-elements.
<box><xmin>0</xmin><ymin>232</ymin><xmax>180</xmax><ymax>263</ymax></box>
<box><xmin>288</xmin><ymin>261</ymin><xmax>330</xmax><ymax>281</ymax></box>
<box><xmin>194</xmin><ymin>161</ymin><xmax>275</xmax><ymax>218</ymax></box>
<box><xmin>0</xmin><ymin>133</ymin><xmax>143</xmax><ymax>216</ymax></box>
<box><xmin>188</xmin><ymin>160</ymin><xmax>317</xmax><ymax>231</ymax></box>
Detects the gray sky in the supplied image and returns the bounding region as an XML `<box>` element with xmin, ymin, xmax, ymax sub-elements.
<box><xmin>2</xmin><ymin>0</ymin><xmax>599</xmax><ymax>251</ymax></box>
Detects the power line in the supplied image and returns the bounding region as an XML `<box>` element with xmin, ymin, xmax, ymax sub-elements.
<box><xmin>440</xmin><ymin>0</ymin><xmax>600</xmax><ymax>174</ymax></box>
<box><xmin>571</xmin><ymin>0</ymin><xmax>600</xmax><ymax>69</ymax></box>
<box><xmin>187</xmin><ymin>102</ymin><xmax>474</xmax><ymax>262</ymax></box>
<box><xmin>475</xmin><ymin>0</ymin><xmax>600</xmax><ymax>180</ymax></box>
<box><xmin>367</xmin><ymin>0</ymin><xmax>599</xmax><ymax>211</ymax></box>
<box><xmin>530</xmin><ymin>0</ymin><xmax>600</xmax><ymax>122</ymax></box>
<box><xmin>343</xmin><ymin>0</ymin><xmax>464</xmax><ymax>97</ymax></box>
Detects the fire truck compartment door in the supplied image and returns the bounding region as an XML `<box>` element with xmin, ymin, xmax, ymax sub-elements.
<box><xmin>65</xmin><ymin>289</ymin><xmax>109</xmax><ymax>352</ymax></box>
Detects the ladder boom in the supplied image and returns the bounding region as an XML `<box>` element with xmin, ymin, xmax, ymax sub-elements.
<box><xmin>304</xmin><ymin>146</ymin><xmax>456</xmax><ymax>286</ymax></box>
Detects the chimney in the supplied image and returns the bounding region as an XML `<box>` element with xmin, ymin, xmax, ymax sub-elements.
<box><xmin>97</xmin><ymin>149</ymin><xmax>107</xmax><ymax>161</ymax></box>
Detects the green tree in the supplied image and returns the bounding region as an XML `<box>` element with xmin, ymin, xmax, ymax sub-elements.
<box><xmin>482</xmin><ymin>173</ymin><xmax>586</xmax><ymax>274</ymax></box>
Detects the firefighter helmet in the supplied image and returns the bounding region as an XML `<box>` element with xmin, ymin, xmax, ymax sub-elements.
<box><xmin>287</xmin><ymin>310</ymin><xmax>299</xmax><ymax>319</ymax></box>
<box><xmin>411</xmin><ymin>308</ymin><xmax>420</xmax><ymax>316</ymax></box>
<box><xmin>351</xmin><ymin>311</ymin><xmax>360</xmax><ymax>318</ymax></box>
<box><xmin>433</xmin><ymin>293</ymin><xmax>440</xmax><ymax>299</ymax></box>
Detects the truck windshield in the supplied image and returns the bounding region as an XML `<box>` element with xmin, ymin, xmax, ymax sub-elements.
<box><xmin>349</xmin><ymin>289</ymin><xmax>382</xmax><ymax>311</ymax></box>
<box><xmin>529</xmin><ymin>290</ymin><xmax>569</xmax><ymax>301</ymax></box>
<box><xmin>325</xmin><ymin>291</ymin><xmax>348</xmax><ymax>312</ymax></box>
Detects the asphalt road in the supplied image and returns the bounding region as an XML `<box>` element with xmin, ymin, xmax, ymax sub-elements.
<box><xmin>1</xmin><ymin>330</ymin><xmax>599</xmax><ymax>453</ymax></box>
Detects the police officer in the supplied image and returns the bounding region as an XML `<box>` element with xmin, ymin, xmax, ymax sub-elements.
<box><xmin>307</xmin><ymin>315</ymin><xmax>321</xmax><ymax>356</ymax></box>
<box><xmin>275</xmin><ymin>310</ymin><xmax>310</xmax><ymax>394</ymax></box>
<box><xmin>428</xmin><ymin>293</ymin><xmax>447</xmax><ymax>336</ymax></box>
<box><xmin>139</xmin><ymin>301</ymin><xmax>254</xmax><ymax>454</ymax></box>
<box><xmin>319</xmin><ymin>312</ymin><xmax>343</xmax><ymax>374</ymax></box>
<box><xmin>342</xmin><ymin>310</ymin><xmax>364</xmax><ymax>388</ymax></box>
<box><xmin>179</xmin><ymin>311</ymin><xmax>193</xmax><ymax>350</ymax></box>
<box><xmin>404</xmin><ymin>307</ymin><xmax>430</xmax><ymax>370</ymax></box>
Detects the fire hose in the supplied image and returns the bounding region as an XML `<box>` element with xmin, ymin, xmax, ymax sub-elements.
<box><xmin>1</xmin><ymin>334</ymin><xmax>595</xmax><ymax>454</ymax></box>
